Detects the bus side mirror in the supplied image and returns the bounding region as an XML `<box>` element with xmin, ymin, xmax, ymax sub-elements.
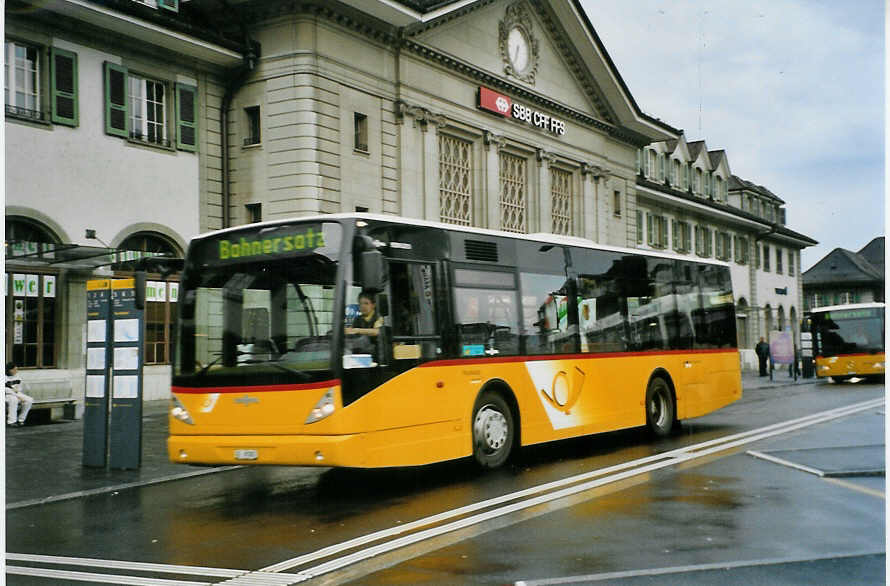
<box><xmin>360</xmin><ymin>250</ymin><xmax>387</xmax><ymax>292</ymax></box>
<box><xmin>134</xmin><ymin>271</ymin><xmax>146</xmax><ymax>310</ymax></box>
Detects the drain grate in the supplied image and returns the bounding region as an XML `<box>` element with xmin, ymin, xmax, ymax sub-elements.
<box><xmin>748</xmin><ymin>445</ymin><xmax>885</xmax><ymax>477</ymax></box>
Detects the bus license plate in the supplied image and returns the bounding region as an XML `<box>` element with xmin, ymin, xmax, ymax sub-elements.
<box><xmin>234</xmin><ymin>449</ymin><xmax>258</xmax><ymax>461</ymax></box>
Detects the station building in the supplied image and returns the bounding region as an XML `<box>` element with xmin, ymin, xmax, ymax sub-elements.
<box><xmin>5</xmin><ymin>0</ymin><xmax>815</xmax><ymax>407</ymax></box>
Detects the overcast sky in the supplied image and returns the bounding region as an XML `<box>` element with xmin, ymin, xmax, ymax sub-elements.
<box><xmin>580</xmin><ymin>0</ymin><xmax>884</xmax><ymax>271</ymax></box>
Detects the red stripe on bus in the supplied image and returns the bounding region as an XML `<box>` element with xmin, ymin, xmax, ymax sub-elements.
<box><xmin>419</xmin><ymin>348</ymin><xmax>737</xmax><ymax>368</ymax></box>
<box><xmin>172</xmin><ymin>379</ymin><xmax>340</xmax><ymax>394</ymax></box>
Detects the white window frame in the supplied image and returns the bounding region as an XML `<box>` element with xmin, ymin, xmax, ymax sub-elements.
<box><xmin>5</xmin><ymin>41</ymin><xmax>40</xmax><ymax>114</ymax></box>
<box><xmin>129</xmin><ymin>74</ymin><xmax>167</xmax><ymax>144</ymax></box>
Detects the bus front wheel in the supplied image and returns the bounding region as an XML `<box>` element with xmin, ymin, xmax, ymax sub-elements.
<box><xmin>472</xmin><ymin>392</ymin><xmax>514</xmax><ymax>468</ymax></box>
<box><xmin>646</xmin><ymin>377</ymin><xmax>675</xmax><ymax>437</ymax></box>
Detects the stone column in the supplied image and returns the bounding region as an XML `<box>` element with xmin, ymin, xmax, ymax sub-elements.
<box><xmin>537</xmin><ymin>149</ymin><xmax>556</xmax><ymax>233</ymax></box>
<box><xmin>483</xmin><ymin>131</ymin><xmax>506</xmax><ymax>231</ymax></box>
<box><xmin>580</xmin><ymin>163</ymin><xmax>596</xmax><ymax>240</ymax></box>
<box><xmin>396</xmin><ymin>101</ymin><xmax>425</xmax><ymax>219</ymax></box>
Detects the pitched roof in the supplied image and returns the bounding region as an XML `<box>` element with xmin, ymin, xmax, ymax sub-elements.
<box><xmin>708</xmin><ymin>150</ymin><xmax>726</xmax><ymax>168</ymax></box>
<box><xmin>728</xmin><ymin>175</ymin><xmax>785</xmax><ymax>204</ymax></box>
<box><xmin>857</xmin><ymin>236</ymin><xmax>885</xmax><ymax>274</ymax></box>
<box><xmin>803</xmin><ymin>246</ymin><xmax>884</xmax><ymax>285</ymax></box>
<box><xmin>687</xmin><ymin>140</ymin><xmax>706</xmax><ymax>159</ymax></box>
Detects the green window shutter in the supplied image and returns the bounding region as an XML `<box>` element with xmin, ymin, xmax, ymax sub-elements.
<box><xmin>684</xmin><ymin>224</ymin><xmax>691</xmax><ymax>252</ymax></box>
<box><xmin>175</xmin><ymin>83</ymin><xmax>198</xmax><ymax>152</ymax></box>
<box><xmin>636</xmin><ymin>210</ymin><xmax>643</xmax><ymax>243</ymax></box>
<box><xmin>636</xmin><ymin>149</ymin><xmax>642</xmax><ymax>175</ymax></box>
<box><xmin>671</xmin><ymin>220</ymin><xmax>678</xmax><ymax>251</ymax></box>
<box><xmin>51</xmin><ymin>48</ymin><xmax>78</xmax><ymax>126</ymax></box>
<box><xmin>647</xmin><ymin>213</ymin><xmax>653</xmax><ymax>245</ymax></box>
<box><xmin>660</xmin><ymin>217</ymin><xmax>667</xmax><ymax>248</ymax></box>
<box><xmin>158</xmin><ymin>0</ymin><xmax>179</xmax><ymax>11</ymax></box>
<box><xmin>104</xmin><ymin>62</ymin><xmax>128</xmax><ymax>137</ymax></box>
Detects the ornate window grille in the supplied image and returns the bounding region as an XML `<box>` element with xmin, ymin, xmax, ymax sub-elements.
<box><xmin>438</xmin><ymin>134</ymin><xmax>472</xmax><ymax>226</ymax></box>
<box><xmin>499</xmin><ymin>152</ymin><xmax>527</xmax><ymax>233</ymax></box>
<box><xmin>550</xmin><ymin>167</ymin><xmax>572</xmax><ymax>235</ymax></box>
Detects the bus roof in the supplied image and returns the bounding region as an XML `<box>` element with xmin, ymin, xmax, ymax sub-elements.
<box><xmin>809</xmin><ymin>302</ymin><xmax>885</xmax><ymax>314</ymax></box>
<box><xmin>191</xmin><ymin>212</ymin><xmax>732</xmax><ymax>268</ymax></box>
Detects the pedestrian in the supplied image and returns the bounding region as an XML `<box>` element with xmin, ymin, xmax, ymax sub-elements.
<box><xmin>755</xmin><ymin>337</ymin><xmax>770</xmax><ymax>377</ymax></box>
<box><xmin>5</xmin><ymin>362</ymin><xmax>33</xmax><ymax>427</ymax></box>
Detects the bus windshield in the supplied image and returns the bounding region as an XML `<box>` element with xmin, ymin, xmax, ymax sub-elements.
<box><xmin>174</xmin><ymin>222</ymin><xmax>343</xmax><ymax>387</ymax></box>
<box><xmin>813</xmin><ymin>307</ymin><xmax>884</xmax><ymax>356</ymax></box>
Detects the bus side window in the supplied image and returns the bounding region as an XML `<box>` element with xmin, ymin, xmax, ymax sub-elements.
<box><xmin>572</xmin><ymin>249</ymin><xmax>627</xmax><ymax>354</ymax></box>
<box><xmin>390</xmin><ymin>262</ymin><xmax>438</xmax><ymax>360</ymax></box>
<box><xmin>455</xmin><ymin>288</ymin><xmax>519</xmax><ymax>357</ymax></box>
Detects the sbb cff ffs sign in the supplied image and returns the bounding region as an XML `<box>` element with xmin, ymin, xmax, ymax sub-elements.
<box><xmin>478</xmin><ymin>87</ymin><xmax>566</xmax><ymax>136</ymax></box>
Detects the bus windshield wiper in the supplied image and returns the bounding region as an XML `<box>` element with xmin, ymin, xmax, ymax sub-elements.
<box><xmin>195</xmin><ymin>354</ymin><xmax>224</xmax><ymax>377</ymax></box>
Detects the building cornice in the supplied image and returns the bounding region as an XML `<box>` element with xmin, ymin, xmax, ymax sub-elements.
<box><xmin>34</xmin><ymin>0</ymin><xmax>245</xmax><ymax>66</ymax></box>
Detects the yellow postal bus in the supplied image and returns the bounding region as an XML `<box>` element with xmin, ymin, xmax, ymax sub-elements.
<box><xmin>168</xmin><ymin>214</ymin><xmax>741</xmax><ymax>468</ymax></box>
<box><xmin>809</xmin><ymin>302</ymin><xmax>885</xmax><ymax>383</ymax></box>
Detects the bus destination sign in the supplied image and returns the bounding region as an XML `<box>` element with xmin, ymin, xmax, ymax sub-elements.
<box><xmin>212</xmin><ymin>225</ymin><xmax>327</xmax><ymax>262</ymax></box>
<box><xmin>478</xmin><ymin>86</ymin><xmax>566</xmax><ymax>136</ymax></box>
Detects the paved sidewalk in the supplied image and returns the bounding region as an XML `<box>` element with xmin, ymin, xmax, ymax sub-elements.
<box><xmin>4</xmin><ymin>399</ymin><xmax>239</xmax><ymax>509</ymax></box>
<box><xmin>4</xmin><ymin>372</ymin><xmax>820</xmax><ymax>509</ymax></box>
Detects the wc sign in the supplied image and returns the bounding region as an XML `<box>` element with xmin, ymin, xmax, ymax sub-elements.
<box><xmin>477</xmin><ymin>86</ymin><xmax>567</xmax><ymax>136</ymax></box>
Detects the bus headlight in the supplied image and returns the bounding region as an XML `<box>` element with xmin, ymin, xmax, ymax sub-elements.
<box><xmin>170</xmin><ymin>396</ymin><xmax>194</xmax><ymax>425</ymax></box>
<box><xmin>305</xmin><ymin>388</ymin><xmax>337</xmax><ymax>424</ymax></box>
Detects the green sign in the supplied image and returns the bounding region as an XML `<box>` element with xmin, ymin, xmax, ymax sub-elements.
<box><xmin>825</xmin><ymin>308</ymin><xmax>880</xmax><ymax>321</ymax></box>
<box><xmin>200</xmin><ymin>224</ymin><xmax>331</xmax><ymax>265</ymax></box>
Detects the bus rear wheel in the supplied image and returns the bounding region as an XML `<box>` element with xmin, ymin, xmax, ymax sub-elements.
<box><xmin>646</xmin><ymin>377</ymin><xmax>675</xmax><ymax>438</ymax></box>
<box><xmin>472</xmin><ymin>391</ymin><xmax>514</xmax><ymax>469</ymax></box>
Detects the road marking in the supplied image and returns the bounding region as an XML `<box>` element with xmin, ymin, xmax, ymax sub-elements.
<box><xmin>6</xmin><ymin>565</ymin><xmax>212</xmax><ymax>585</ymax></box>
<box><xmin>747</xmin><ymin>450</ymin><xmax>828</xmax><ymax>476</ymax></box>
<box><xmin>260</xmin><ymin>397</ymin><xmax>884</xmax><ymax>582</ymax></box>
<box><xmin>5</xmin><ymin>553</ymin><xmax>245</xmax><ymax>577</ymax></box>
<box><xmin>513</xmin><ymin>550</ymin><xmax>886</xmax><ymax>584</ymax></box>
<box><xmin>824</xmin><ymin>477</ymin><xmax>886</xmax><ymax>499</ymax></box>
<box><xmin>8</xmin><ymin>397</ymin><xmax>883</xmax><ymax>585</ymax></box>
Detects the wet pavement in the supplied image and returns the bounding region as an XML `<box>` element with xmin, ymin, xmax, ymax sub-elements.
<box><xmin>4</xmin><ymin>372</ymin><xmax>884</xmax><ymax>585</ymax></box>
<box><xmin>5</xmin><ymin>372</ymin><xmax>816</xmax><ymax>509</ymax></box>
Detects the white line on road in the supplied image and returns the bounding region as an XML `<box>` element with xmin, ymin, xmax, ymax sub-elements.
<box><xmin>513</xmin><ymin>550</ymin><xmax>886</xmax><ymax>585</ymax></box>
<box><xmin>8</xmin><ymin>397</ymin><xmax>883</xmax><ymax>585</ymax></box>
<box><xmin>259</xmin><ymin>397</ymin><xmax>884</xmax><ymax>582</ymax></box>
<box><xmin>6</xmin><ymin>565</ymin><xmax>212</xmax><ymax>585</ymax></box>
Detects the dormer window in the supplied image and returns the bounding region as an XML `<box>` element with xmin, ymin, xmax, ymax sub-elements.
<box><xmin>671</xmin><ymin>159</ymin><xmax>680</xmax><ymax>187</ymax></box>
<box><xmin>647</xmin><ymin>150</ymin><xmax>656</xmax><ymax>180</ymax></box>
<box><xmin>694</xmin><ymin>168</ymin><xmax>703</xmax><ymax>195</ymax></box>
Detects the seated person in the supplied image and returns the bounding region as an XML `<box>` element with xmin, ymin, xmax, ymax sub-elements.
<box><xmin>5</xmin><ymin>362</ymin><xmax>33</xmax><ymax>428</ymax></box>
<box><xmin>345</xmin><ymin>292</ymin><xmax>383</xmax><ymax>354</ymax></box>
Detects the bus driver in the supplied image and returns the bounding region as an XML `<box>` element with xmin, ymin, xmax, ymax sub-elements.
<box><xmin>345</xmin><ymin>292</ymin><xmax>383</xmax><ymax>351</ymax></box>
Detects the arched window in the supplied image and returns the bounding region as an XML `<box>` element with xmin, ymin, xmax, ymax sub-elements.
<box><xmin>114</xmin><ymin>232</ymin><xmax>181</xmax><ymax>365</ymax></box>
<box><xmin>778</xmin><ymin>306</ymin><xmax>786</xmax><ymax>331</ymax></box>
<box><xmin>5</xmin><ymin>218</ymin><xmax>60</xmax><ymax>368</ymax></box>
<box><xmin>763</xmin><ymin>304</ymin><xmax>773</xmax><ymax>336</ymax></box>
<box><xmin>113</xmin><ymin>232</ymin><xmax>179</xmax><ymax>270</ymax></box>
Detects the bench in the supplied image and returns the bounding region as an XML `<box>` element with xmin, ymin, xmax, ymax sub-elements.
<box><xmin>15</xmin><ymin>378</ymin><xmax>80</xmax><ymax>421</ymax></box>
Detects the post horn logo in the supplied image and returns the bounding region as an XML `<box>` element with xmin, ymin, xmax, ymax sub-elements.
<box><xmin>540</xmin><ymin>366</ymin><xmax>585</xmax><ymax>414</ymax></box>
